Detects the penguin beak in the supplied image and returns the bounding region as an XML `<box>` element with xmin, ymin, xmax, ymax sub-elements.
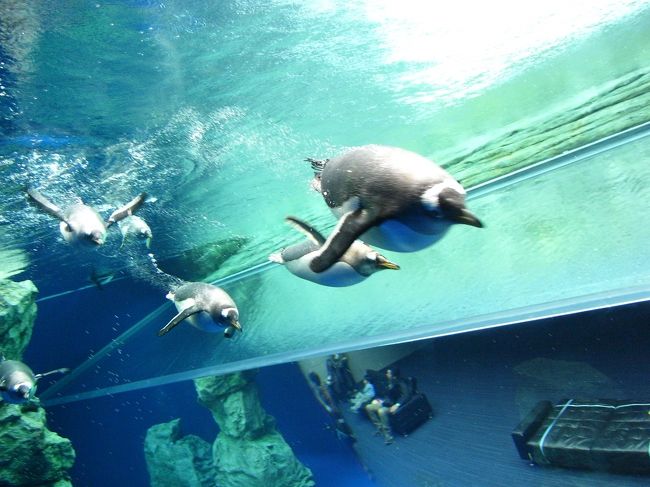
<box><xmin>145</xmin><ymin>236</ymin><xmax>152</xmax><ymax>249</ymax></box>
<box><xmin>230</xmin><ymin>319</ymin><xmax>242</xmax><ymax>332</ymax></box>
<box><xmin>376</xmin><ymin>255</ymin><xmax>400</xmax><ymax>270</ymax></box>
<box><xmin>450</xmin><ymin>208</ymin><xmax>483</xmax><ymax>228</ymax></box>
<box><xmin>439</xmin><ymin>189</ymin><xmax>483</xmax><ymax>228</ymax></box>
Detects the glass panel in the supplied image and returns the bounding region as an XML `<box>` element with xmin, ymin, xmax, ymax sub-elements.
<box><xmin>41</xmin><ymin>125</ymin><xmax>650</xmax><ymax>404</ymax></box>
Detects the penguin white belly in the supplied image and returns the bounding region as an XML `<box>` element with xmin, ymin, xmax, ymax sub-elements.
<box><xmin>330</xmin><ymin>201</ymin><xmax>450</xmax><ymax>252</ymax></box>
<box><xmin>286</xmin><ymin>255</ymin><xmax>366</xmax><ymax>287</ymax></box>
<box><xmin>60</xmin><ymin>206</ymin><xmax>106</xmax><ymax>245</ymax></box>
<box><xmin>188</xmin><ymin>312</ymin><xmax>222</xmax><ymax>333</ymax></box>
<box><xmin>361</xmin><ymin>219</ymin><xmax>449</xmax><ymax>252</ymax></box>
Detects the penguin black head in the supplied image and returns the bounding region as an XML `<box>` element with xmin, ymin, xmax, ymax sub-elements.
<box><xmin>356</xmin><ymin>251</ymin><xmax>401</xmax><ymax>276</ymax></box>
<box><xmin>438</xmin><ymin>188</ymin><xmax>483</xmax><ymax>228</ymax></box>
<box><xmin>89</xmin><ymin>229</ymin><xmax>104</xmax><ymax>245</ymax></box>
<box><xmin>3</xmin><ymin>382</ymin><xmax>34</xmax><ymax>403</ymax></box>
<box><xmin>220</xmin><ymin>307</ymin><xmax>241</xmax><ymax>337</ymax></box>
<box><xmin>17</xmin><ymin>383</ymin><xmax>32</xmax><ymax>400</ymax></box>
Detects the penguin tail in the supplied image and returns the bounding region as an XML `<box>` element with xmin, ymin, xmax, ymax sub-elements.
<box><xmin>305</xmin><ymin>157</ymin><xmax>328</xmax><ymax>174</ymax></box>
<box><xmin>268</xmin><ymin>252</ymin><xmax>285</xmax><ymax>264</ymax></box>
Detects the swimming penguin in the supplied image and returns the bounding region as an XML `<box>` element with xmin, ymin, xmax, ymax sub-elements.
<box><xmin>158</xmin><ymin>282</ymin><xmax>242</xmax><ymax>338</ymax></box>
<box><xmin>27</xmin><ymin>188</ymin><xmax>147</xmax><ymax>247</ymax></box>
<box><xmin>269</xmin><ymin>216</ymin><xmax>400</xmax><ymax>287</ymax></box>
<box><xmin>117</xmin><ymin>215</ymin><xmax>153</xmax><ymax>249</ymax></box>
<box><xmin>0</xmin><ymin>355</ymin><xmax>69</xmax><ymax>404</ymax></box>
<box><xmin>306</xmin><ymin>145</ymin><xmax>483</xmax><ymax>272</ymax></box>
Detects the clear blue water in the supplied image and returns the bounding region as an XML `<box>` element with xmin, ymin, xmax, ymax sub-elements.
<box><xmin>2</xmin><ymin>1</ymin><xmax>650</xmax><ymax>486</ymax></box>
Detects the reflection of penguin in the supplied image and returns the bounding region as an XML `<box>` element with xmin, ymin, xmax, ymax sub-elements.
<box><xmin>117</xmin><ymin>215</ymin><xmax>153</xmax><ymax>249</ymax></box>
<box><xmin>158</xmin><ymin>282</ymin><xmax>241</xmax><ymax>338</ymax></box>
<box><xmin>0</xmin><ymin>355</ymin><xmax>68</xmax><ymax>404</ymax></box>
<box><xmin>270</xmin><ymin>216</ymin><xmax>399</xmax><ymax>287</ymax></box>
<box><xmin>307</xmin><ymin>145</ymin><xmax>482</xmax><ymax>272</ymax></box>
<box><xmin>27</xmin><ymin>188</ymin><xmax>147</xmax><ymax>247</ymax></box>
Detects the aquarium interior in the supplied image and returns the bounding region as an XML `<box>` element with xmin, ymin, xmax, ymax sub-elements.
<box><xmin>1</xmin><ymin>1</ymin><xmax>650</xmax><ymax>486</ymax></box>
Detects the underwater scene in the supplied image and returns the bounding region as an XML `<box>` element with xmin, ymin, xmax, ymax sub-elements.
<box><xmin>2</xmin><ymin>1</ymin><xmax>650</xmax><ymax>486</ymax></box>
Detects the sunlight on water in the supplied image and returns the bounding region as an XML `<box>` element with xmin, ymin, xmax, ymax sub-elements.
<box><xmin>1</xmin><ymin>1</ymin><xmax>649</xmax><ymax>298</ymax></box>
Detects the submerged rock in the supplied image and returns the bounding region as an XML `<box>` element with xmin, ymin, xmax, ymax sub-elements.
<box><xmin>0</xmin><ymin>404</ymin><xmax>75</xmax><ymax>486</ymax></box>
<box><xmin>195</xmin><ymin>371</ymin><xmax>272</xmax><ymax>440</ymax></box>
<box><xmin>158</xmin><ymin>236</ymin><xmax>248</xmax><ymax>282</ymax></box>
<box><xmin>144</xmin><ymin>418</ymin><xmax>215</xmax><ymax>487</ymax></box>
<box><xmin>0</xmin><ymin>279</ymin><xmax>38</xmax><ymax>360</ymax></box>
<box><xmin>194</xmin><ymin>372</ymin><xmax>315</xmax><ymax>487</ymax></box>
<box><xmin>0</xmin><ymin>278</ymin><xmax>76</xmax><ymax>487</ymax></box>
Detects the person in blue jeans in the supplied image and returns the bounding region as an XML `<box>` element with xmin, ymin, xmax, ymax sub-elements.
<box><xmin>365</xmin><ymin>368</ymin><xmax>411</xmax><ymax>445</ymax></box>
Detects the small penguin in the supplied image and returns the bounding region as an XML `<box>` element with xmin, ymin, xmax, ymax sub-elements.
<box><xmin>269</xmin><ymin>216</ymin><xmax>400</xmax><ymax>287</ymax></box>
<box><xmin>27</xmin><ymin>188</ymin><xmax>147</xmax><ymax>247</ymax></box>
<box><xmin>158</xmin><ymin>282</ymin><xmax>242</xmax><ymax>338</ymax></box>
<box><xmin>306</xmin><ymin>145</ymin><xmax>483</xmax><ymax>272</ymax></box>
<box><xmin>0</xmin><ymin>355</ymin><xmax>69</xmax><ymax>404</ymax></box>
<box><xmin>117</xmin><ymin>215</ymin><xmax>153</xmax><ymax>249</ymax></box>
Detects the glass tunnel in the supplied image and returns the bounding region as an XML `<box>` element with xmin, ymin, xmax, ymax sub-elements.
<box><xmin>2</xmin><ymin>1</ymin><xmax>650</xmax><ymax>486</ymax></box>
<box><xmin>39</xmin><ymin>123</ymin><xmax>650</xmax><ymax>405</ymax></box>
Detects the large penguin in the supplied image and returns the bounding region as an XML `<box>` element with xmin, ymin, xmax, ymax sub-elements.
<box><xmin>270</xmin><ymin>216</ymin><xmax>399</xmax><ymax>287</ymax></box>
<box><xmin>158</xmin><ymin>282</ymin><xmax>242</xmax><ymax>338</ymax></box>
<box><xmin>0</xmin><ymin>355</ymin><xmax>68</xmax><ymax>404</ymax></box>
<box><xmin>27</xmin><ymin>188</ymin><xmax>147</xmax><ymax>247</ymax></box>
<box><xmin>307</xmin><ymin>145</ymin><xmax>483</xmax><ymax>272</ymax></box>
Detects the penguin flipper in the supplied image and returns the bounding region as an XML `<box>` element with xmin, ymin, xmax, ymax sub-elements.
<box><xmin>157</xmin><ymin>304</ymin><xmax>202</xmax><ymax>336</ymax></box>
<box><xmin>310</xmin><ymin>208</ymin><xmax>376</xmax><ymax>273</ymax></box>
<box><xmin>106</xmin><ymin>192</ymin><xmax>147</xmax><ymax>227</ymax></box>
<box><xmin>34</xmin><ymin>368</ymin><xmax>70</xmax><ymax>380</ymax></box>
<box><xmin>26</xmin><ymin>188</ymin><xmax>67</xmax><ymax>222</ymax></box>
<box><xmin>285</xmin><ymin>216</ymin><xmax>326</xmax><ymax>245</ymax></box>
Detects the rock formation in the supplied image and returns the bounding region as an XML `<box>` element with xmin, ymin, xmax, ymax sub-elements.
<box><xmin>0</xmin><ymin>279</ymin><xmax>38</xmax><ymax>361</ymax></box>
<box><xmin>0</xmin><ymin>278</ymin><xmax>75</xmax><ymax>487</ymax></box>
<box><xmin>194</xmin><ymin>371</ymin><xmax>315</xmax><ymax>487</ymax></box>
<box><xmin>0</xmin><ymin>404</ymin><xmax>75</xmax><ymax>487</ymax></box>
<box><xmin>144</xmin><ymin>418</ymin><xmax>215</xmax><ymax>487</ymax></box>
<box><xmin>145</xmin><ymin>371</ymin><xmax>314</xmax><ymax>487</ymax></box>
